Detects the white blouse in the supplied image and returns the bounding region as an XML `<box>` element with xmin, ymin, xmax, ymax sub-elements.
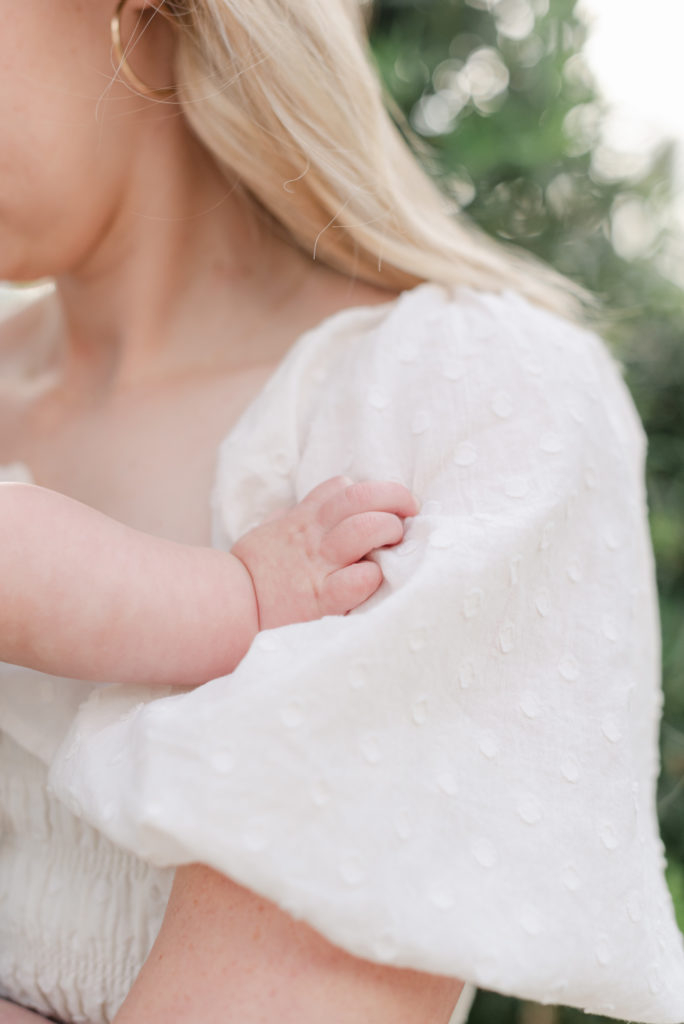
<box><xmin>1</xmin><ymin>281</ymin><xmax>683</xmax><ymax>1024</ymax></box>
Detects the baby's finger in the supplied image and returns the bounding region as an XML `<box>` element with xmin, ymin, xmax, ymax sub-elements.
<box><xmin>318</xmin><ymin>480</ymin><xmax>419</xmax><ymax>530</ymax></box>
<box><xmin>320</xmin><ymin>560</ymin><xmax>384</xmax><ymax>615</ymax></box>
<box><xmin>324</xmin><ymin>511</ymin><xmax>405</xmax><ymax>566</ymax></box>
<box><xmin>297</xmin><ymin>475</ymin><xmax>354</xmax><ymax>510</ymax></box>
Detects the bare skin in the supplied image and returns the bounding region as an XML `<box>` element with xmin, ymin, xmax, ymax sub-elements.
<box><xmin>0</xmin><ymin>0</ymin><xmax>465</xmax><ymax>1020</ymax></box>
<box><xmin>0</xmin><ymin>1004</ymin><xmax>55</xmax><ymax>1024</ymax></box>
<box><xmin>0</xmin><ymin>476</ymin><xmax>418</xmax><ymax>683</ymax></box>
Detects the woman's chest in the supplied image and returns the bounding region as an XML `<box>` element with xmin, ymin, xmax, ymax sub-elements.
<box><xmin>2</xmin><ymin>364</ymin><xmax>277</xmax><ymax>546</ymax></box>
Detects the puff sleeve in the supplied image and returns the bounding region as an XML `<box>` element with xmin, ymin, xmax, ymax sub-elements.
<box><xmin>48</xmin><ymin>283</ymin><xmax>684</xmax><ymax>1022</ymax></box>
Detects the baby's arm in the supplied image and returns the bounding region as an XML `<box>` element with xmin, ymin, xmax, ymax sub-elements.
<box><xmin>0</xmin><ymin>477</ymin><xmax>417</xmax><ymax>686</ymax></box>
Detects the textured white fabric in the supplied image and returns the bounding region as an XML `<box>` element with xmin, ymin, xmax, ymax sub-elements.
<box><xmin>0</xmin><ymin>732</ymin><xmax>175</xmax><ymax>1024</ymax></box>
<box><xmin>2</xmin><ymin>281</ymin><xmax>684</xmax><ymax>1023</ymax></box>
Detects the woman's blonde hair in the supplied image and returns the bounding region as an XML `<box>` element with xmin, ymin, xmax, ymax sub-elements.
<box><xmin>164</xmin><ymin>0</ymin><xmax>597</xmax><ymax>324</ymax></box>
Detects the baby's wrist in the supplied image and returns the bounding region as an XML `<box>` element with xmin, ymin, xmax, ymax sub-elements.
<box><xmin>169</xmin><ymin>544</ymin><xmax>261</xmax><ymax>678</ymax></box>
<box><xmin>229</xmin><ymin>546</ymin><xmax>262</xmax><ymax>633</ymax></box>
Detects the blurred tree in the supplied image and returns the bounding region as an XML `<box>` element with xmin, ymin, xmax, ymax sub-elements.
<box><xmin>368</xmin><ymin>1</ymin><xmax>684</xmax><ymax>1021</ymax></box>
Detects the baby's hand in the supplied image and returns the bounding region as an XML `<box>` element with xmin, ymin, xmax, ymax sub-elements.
<box><xmin>231</xmin><ymin>476</ymin><xmax>419</xmax><ymax>631</ymax></box>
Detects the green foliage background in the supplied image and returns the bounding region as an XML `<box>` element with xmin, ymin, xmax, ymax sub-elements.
<box><xmin>367</xmin><ymin>1</ymin><xmax>684</xmax><ymax>1020</ymax></box>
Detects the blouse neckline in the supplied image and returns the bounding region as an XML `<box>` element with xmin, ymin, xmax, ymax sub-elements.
<box><xmin>0</xmin><ymin>281</ymin><xmax>439</xmax><ymax>496</ymax></box>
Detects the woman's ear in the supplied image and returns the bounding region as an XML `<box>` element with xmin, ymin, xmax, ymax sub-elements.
<box><xmin>110</xmin><ymin>0</ymin><xmax>177</xmax><ymax>99</ymax></box>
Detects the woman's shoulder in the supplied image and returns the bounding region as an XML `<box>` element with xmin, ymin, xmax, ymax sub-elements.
<box><xmin>214</xmin><ymin>278</ymin><xmax>644</xmax><ymax>543</ymax></box>
<box><xmin>322</xmin><ymin>280</ymin><xmax>617</xmax><ymax>393</ymax></box>
<box><xmin>303</xmin><ymin>279</ymin><xmax>644</xmax><ymax>458</ymax></box>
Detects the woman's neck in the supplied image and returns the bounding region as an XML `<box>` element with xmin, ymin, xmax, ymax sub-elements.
<box><xmin>50</xmin><ymin>125</ymin><xmax>314</xmax><ymax>396</ymax></box>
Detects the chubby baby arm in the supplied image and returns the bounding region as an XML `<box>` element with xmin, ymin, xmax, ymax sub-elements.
<box><xmin>0</xmin><ymin>481</ymin><xmax>257</xmax><ymax>686</ymax></box>
<box><xmin>0</xmin><ymin>477</ymin><xmax>417</xmax><ymax>687</ymax></box>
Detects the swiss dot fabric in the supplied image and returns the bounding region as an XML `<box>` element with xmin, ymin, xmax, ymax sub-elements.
<box><xmin>2</xmin><ymin>282</ymin><xmax>684</xmax><ymax>1023</ymax></box>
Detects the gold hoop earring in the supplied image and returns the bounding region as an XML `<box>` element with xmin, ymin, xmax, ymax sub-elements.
<box><xmin>110</xmin><ymin>0</ymin><xmax>175</xmax><ymax>99</ymax></box>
